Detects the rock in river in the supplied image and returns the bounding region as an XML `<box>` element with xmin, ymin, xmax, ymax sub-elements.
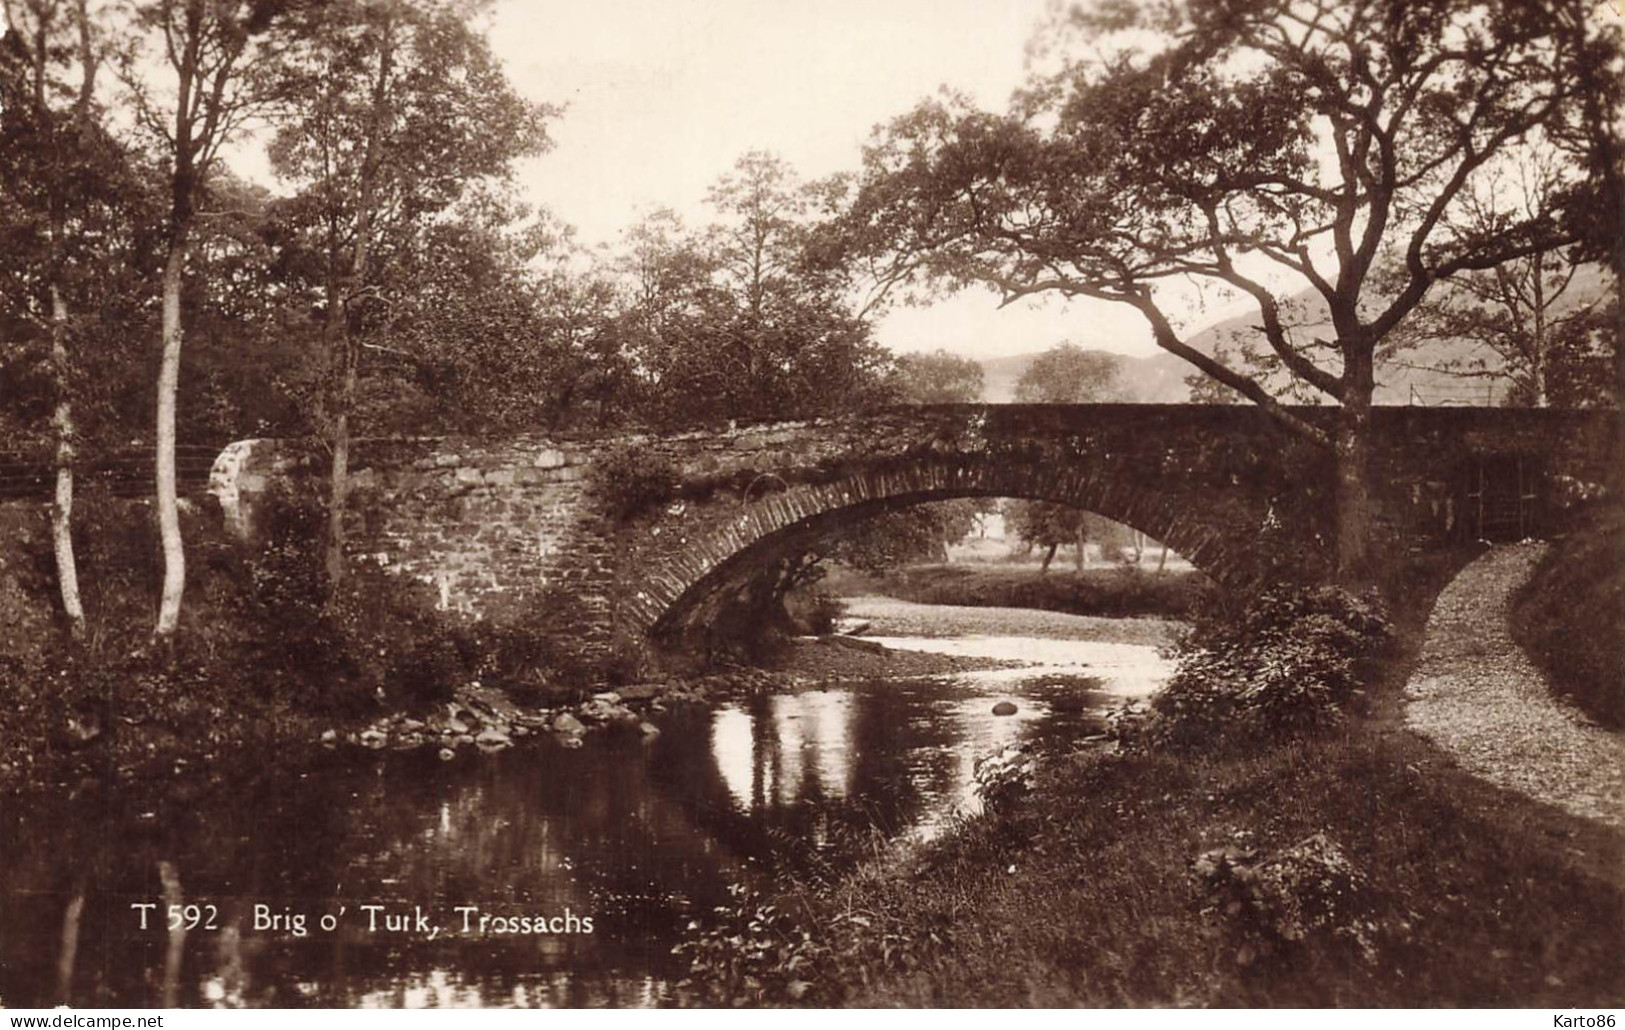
<box><xmin>553</xmin><ymin>712</ymin><xmax>586</xmax><ymax>735</ymax></box>
<box><xmin>475</xmin><ymin>727</ymin><xmax>512</xmax><ymax>751</ymax></box>
<box><xmin>992</xmin><ymin>701</ymin><xmax>1019</xmax><ymax>716</ymax></box>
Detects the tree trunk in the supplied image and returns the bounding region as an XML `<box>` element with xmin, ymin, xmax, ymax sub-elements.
<box><xmin>1157</xmin><ymin>541</ymin><xmax>1169</xmax><ymax>574</ymax></box>
<box><xmin>1333</xmin><ymin>354</ymin><xmax>1377</xmax><ymax>585</ymax></box>
<box><xmin>1039</xmin><ymin>542</ymin><xmax>1057</xmax><ymax>574</ymax></box>
<box><xmin>154</xmin><ymin>242</ymin><xmax>187</xmax><ymax>638</ymax></box>
<box><xmin>54</xmin><ymin>887</ymin><xmax>84</xmax><ymax>1005</ymax></box>
<box><xmin>1073</xmin><ymin>523</ymin><xmax>1085</xmax><ymax>572</ymax></box>
<box><xmin>324</xmin><ymin>348</ymin><xmax>355</xmax><ymax>589</ymax></box>
<box><xmin>325</xmin><ymin>13</ymin><xmax>395</xmax><ymax>597</ymax></box>
<box><xmin>1612</xmin><ymin>216</ymin><xmax>1625</xmax><ymax>502</ymax></box>
<box><xmin>49</xmin><ymin>286</ymin><xmax>85</xmax><ymax>640</ymax></box>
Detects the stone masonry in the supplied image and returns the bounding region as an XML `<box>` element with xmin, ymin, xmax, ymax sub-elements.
<box><xmin>209</xmin><ymin>405</ymin><xmax>1616</xmax><ymax>663</ymax></box>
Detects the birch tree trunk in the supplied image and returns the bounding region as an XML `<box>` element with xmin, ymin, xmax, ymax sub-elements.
<box><xmin>49</xmin><ymin>283</ymin><xmax>85</xmax><ymax>640</ymax></box>
<box><xmin>154</xmin><ymin>241</ymin><xmax>187</xmax><ymax>638</ymax></box>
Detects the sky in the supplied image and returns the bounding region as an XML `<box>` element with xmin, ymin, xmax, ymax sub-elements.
<box><xmin>482</xmin><ymin>0</ymin><xmax>1216</xmax><ymax>361</ymax></box>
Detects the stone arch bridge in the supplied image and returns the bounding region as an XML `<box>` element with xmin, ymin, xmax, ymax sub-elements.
<box><xmin>211</xmin><ymin>405</ymin><xmax>1613</xmax><ymax>662</ymax></box>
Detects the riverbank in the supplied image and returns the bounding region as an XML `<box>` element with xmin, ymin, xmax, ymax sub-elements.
<box><xmin>828</xmin><ymin>563</ymin><xmax>1213</xmax><ymax>621</ymax></box>
<box><xmin>1511</xmin><ymin>506</ymin><xmax>1625</xmax><ymax>728</ymax></box>
<box><xmin>679</xmin><ymin>552</ymin><xmax>1625</xmax><ymax>1007</ymax></box>
<box><xmin>840</xmin><ymin>594</ymin><xmax>1181</xmax><ymax>647</ymax></box>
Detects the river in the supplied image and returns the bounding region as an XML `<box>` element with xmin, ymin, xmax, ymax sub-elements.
<box><xmin>0</xmin><ymin>608</ymin><xmax>1174</xmax><ymax>1008</ymax></box>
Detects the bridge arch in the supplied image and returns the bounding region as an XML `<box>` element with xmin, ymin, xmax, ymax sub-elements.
<box><xmin>627</xmin><ymin>456</ymin><xmax>1261</xmax><ymax>644</ymax></box>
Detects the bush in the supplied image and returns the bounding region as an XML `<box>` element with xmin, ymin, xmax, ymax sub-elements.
<box><xmin>222</xmin><ymin>481</ymin><xmax>471</xmax><ymax>713</ymax></box>
<box><xmin>873</xmin><ymin>563</ymin><xmax>1213</xmax><ymax>619</ymax></box>
<box><xmin>673</xmin><ymin>883</ymin><xmax>819</xmax><ymax>1006</ymax></box>
<box><xmin>1512</xmin><ymin>506</ymin><xmax>1624</xmax><ymax>728</ymax></box>
<box><xmin>1193</xmin><ymin>832</ymin><xmax>1399</xmax><ymax>970</ymax></box>
<box><xmin>586</xmin><ymin>443</ymin><xmax>680</xmax><ymax>522</ymax></box>
<box><xmin>1118</xmin><ymin>586</ymin><xmax>1392</xmax><ymax>748</ymax></box>
<box><xmin>972</xmin><ymin>743</ymin><xmax>1034</xmax><ymax>812</ymax></box>
<box><xmin>785</xmin><ymin>586</ymin><xmax>844</xmax><ymax>635</ymax></box>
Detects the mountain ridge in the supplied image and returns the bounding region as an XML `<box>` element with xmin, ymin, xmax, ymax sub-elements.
<box><xmin>966</xmin><ymin>264</ymin><xmax>1612</xmax><ymax>406</ymax></box>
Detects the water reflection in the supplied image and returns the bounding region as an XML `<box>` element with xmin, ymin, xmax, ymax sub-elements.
<box><xmin>0</xmin><ymin>636</ymin><xmax>1170</xmax><ymax>1008</ymax></box>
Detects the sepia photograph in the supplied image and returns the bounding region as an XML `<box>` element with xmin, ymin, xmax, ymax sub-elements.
<box><xmin>0</xmin><ymin>0</ymin><xmax>1621</xmax><ymax>1012</ymax></box>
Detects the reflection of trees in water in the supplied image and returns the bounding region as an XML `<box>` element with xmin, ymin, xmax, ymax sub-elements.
<box><xmin>0</xmin><ymin>739</ymin><xmax>752</xmax><ymax>1007</ymax></box>
<box><xmin>653</xmin><ymin>683</ymin><xmax>972</xmax><ymax>870</ymax></box>
<box><xmin>0</xmin><ymin>763</ymin><xmax>364</xmax><ymax>1006</ymax></box>
<box><xmin>1</xmin><ymin>678</ymin><xmax>1008</xmax><ymax>1008</ymax></box>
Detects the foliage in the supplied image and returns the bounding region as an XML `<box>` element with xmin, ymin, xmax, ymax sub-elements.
<box><xmin>1003</xmin><ymin>502</ymin><xmax>1139</xmax><ymax>573</ymax></box>
<box><xmin>1511</xmin><ymin>505</ymin><xmax>1625</xmax><ymax>728</ymax></box>
<box><xmin>1376</xmin><ymin>152</ymin><xmax>1614</xmax><ymax>408</ymax></box>
<box><xmin>1013</xmin><ymin>342</ymin><xmax>1119</xmax><ymax>403</ymax></box>
<box><xmin>831</xmin><ymin>0</ymin><xmax>1621</xmax><ymax>575</ymax></box>
<box><xmin>672</xmin><ymin>883</ymin><xmax>820</xmax><ymax>1006</ymax></box>
<box><xmin>1119</xmin><ymin>587</ymin><xmax>1393</xmax><ymax>748</ymax></box>
<box><xmin>829</xmin><ymin>502</ymin><xmax>979</xmax><ymax>574</ymax></box>
<box><xmin>1193</xmin><ymin>832</ymin><xmax>1399</xmax><ymax>970</ymax></box>
<box><xmin>614</xmin><ymin>155</ymin><xmax>895</xmax><ymax>428</ymax></box>
<box><xmin>585</xmin><ymin>443</ymin><xmax>680</xmax><ymax>522</ymax></box>
<box><xmin>228</xmin><ymin>481</ymin><xmax>468</xmax><ymax>712</ymax></box>
<box><xmin>871</xmin><ymin>563</ymin><xmax>1213</xmax><ymax>620</ymax></box>
<box><xmin>675</xmin><ymin>703</ymin><xmax>1625</xmax><ymax>1008</ymax></box>
<box><xmin>784</xmin><ymin>586</ymin><xmax>845</xmax><ymax>636</ymax></box>
<box><xmin>267</xmin><ymin>0</ymin><xmax>560</xmax><ymax>437</ymax></box>
<box><xmin>887</xmin><ymin>348</ymin><xmax>984</xmax><ymax>404</ymax></box>
<box><xmin>972</xmin><ymin>743</ymin><xmax>1034</xmax><ymax>813</ymax></box>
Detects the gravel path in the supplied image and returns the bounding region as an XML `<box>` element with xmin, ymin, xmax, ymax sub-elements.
<box><xmin>1405</xmin><ymin>542</ymin><xmax>1625</xmax><ymax>829</ymax></box>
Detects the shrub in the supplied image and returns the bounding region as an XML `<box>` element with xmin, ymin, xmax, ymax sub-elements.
<box><xmin>221</xmin><ymin>481</ymin><xmax>472</xmax><ymax>713</ymax></box>
<box><xmin>786</xmin><ymin>586</ymin><xmax>844</xmax><ymax>635</ymax></box>
<box><xmin>673</xmin><ymin>883</ymin><xmax>819</xmax><ymax>1006</ymax></box>
<box><xmin>1193</xmin><ymin>832</ymin><xmax>1400</xmax><ymax>970</ymax></box>
<box><xmin>1117</xmin><ymin>586</ymin><xmax>1392</xmax><ymax>747</ymax></box>
<box><xmin>972</xmin><ymin>743</ymin><xmax>1034</xmax><ymax>812</ymax></box>
<box><xmin>1512</xmin><ymin>507</ymin><xmax>1625</xmax><ymax>728</ymax></box>
<box><xmin>586</xmin><ymin>443</ymin><xmax>680</xmax><ymax>521</ymax></box>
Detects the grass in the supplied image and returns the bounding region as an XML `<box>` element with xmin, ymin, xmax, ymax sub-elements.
<box><xmin>681</xmin><ymin>550</ymin><xmax>1625</xmax><ymax>1007</ymax></box>
<box><xmin>1511</xmin><ymin>504</ymin><xmax>1625</xmax><ymax>728</ymax></box>
<box><xmin>778</xmin><ymin>730</ymin><xmax>1624</xmax><ymax>1006</ymax></box>
<box><xmin>838</xmin><ymin>562</ymin><xmax>1215</xmax><ymax>620</ymax></box>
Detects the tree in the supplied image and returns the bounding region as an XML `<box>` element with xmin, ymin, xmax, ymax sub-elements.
<box><xmin>620</xmin><ymin>154</ymin><xmax>894</xmax><ymax>427</ymax></box>
<box><xmin>0</xmin><ymin>0</ymin><xmax>123</xmax><ymax>639</ymax></box>
<box><xmin>889</xmin><ymin>348</ymin><xmax>984</xmax><ymax>403</ymax></box>
<box><xmin>836</xmin><ymin>0</ymin><xmax>1613</xmax><ymax>582</ymax></box>
<box><xmin>1013</xmin><ymin>342</ymin><xmax>1119</xmax><ymax>403</ymax></box>
<box><xmin>268</xmin><ymin>0</ymin><xmax>554</xmax><ymax>590</ymax></box>
<box><xmin>1549</xmin><ymin>4</ymin><xmax>1625</xmax><ymax>492</ymax></box>
<box><xmin>376</xmin><ymin>197</ymin><xmax>592</xmax><ymax>432</ymax></box>
<box><xmin>1004</xmin><ymin>341</ymin><xmax>1124</xmax><ymax>571</ymax></box>
<box><xmin>1380</xmin><ymin>154</ymin><xmax>1609</xmax><ymax>407</ymax></box>
<box><xmin>124</xmin><ymin>0</ymin><xmax>291</xmax><ymax>637</ymax></box>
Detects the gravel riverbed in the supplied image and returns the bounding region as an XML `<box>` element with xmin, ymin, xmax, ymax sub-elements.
<box><xmin>839</xmin><ymin>594</ymin><xmax>1182</xmax><ymax>647</ymax></box>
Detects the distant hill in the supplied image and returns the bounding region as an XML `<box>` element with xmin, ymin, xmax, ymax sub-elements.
<box><xmin>973</xmin><ymin>264</ymin><xmax>1611</xmax><ymax>406</ymax></box>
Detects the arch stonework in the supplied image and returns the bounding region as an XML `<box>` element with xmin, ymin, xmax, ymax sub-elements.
<box><xmin>626</xmin><ymin>456</ymin><xmax>1256</xmax><ymax>641</ymax></box>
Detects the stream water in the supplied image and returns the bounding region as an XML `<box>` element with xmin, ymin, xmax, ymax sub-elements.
<box><xmin>0</xmin><ymin>625</ymin><xmax>1172</xmax><ymax>1008</ymax></box>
